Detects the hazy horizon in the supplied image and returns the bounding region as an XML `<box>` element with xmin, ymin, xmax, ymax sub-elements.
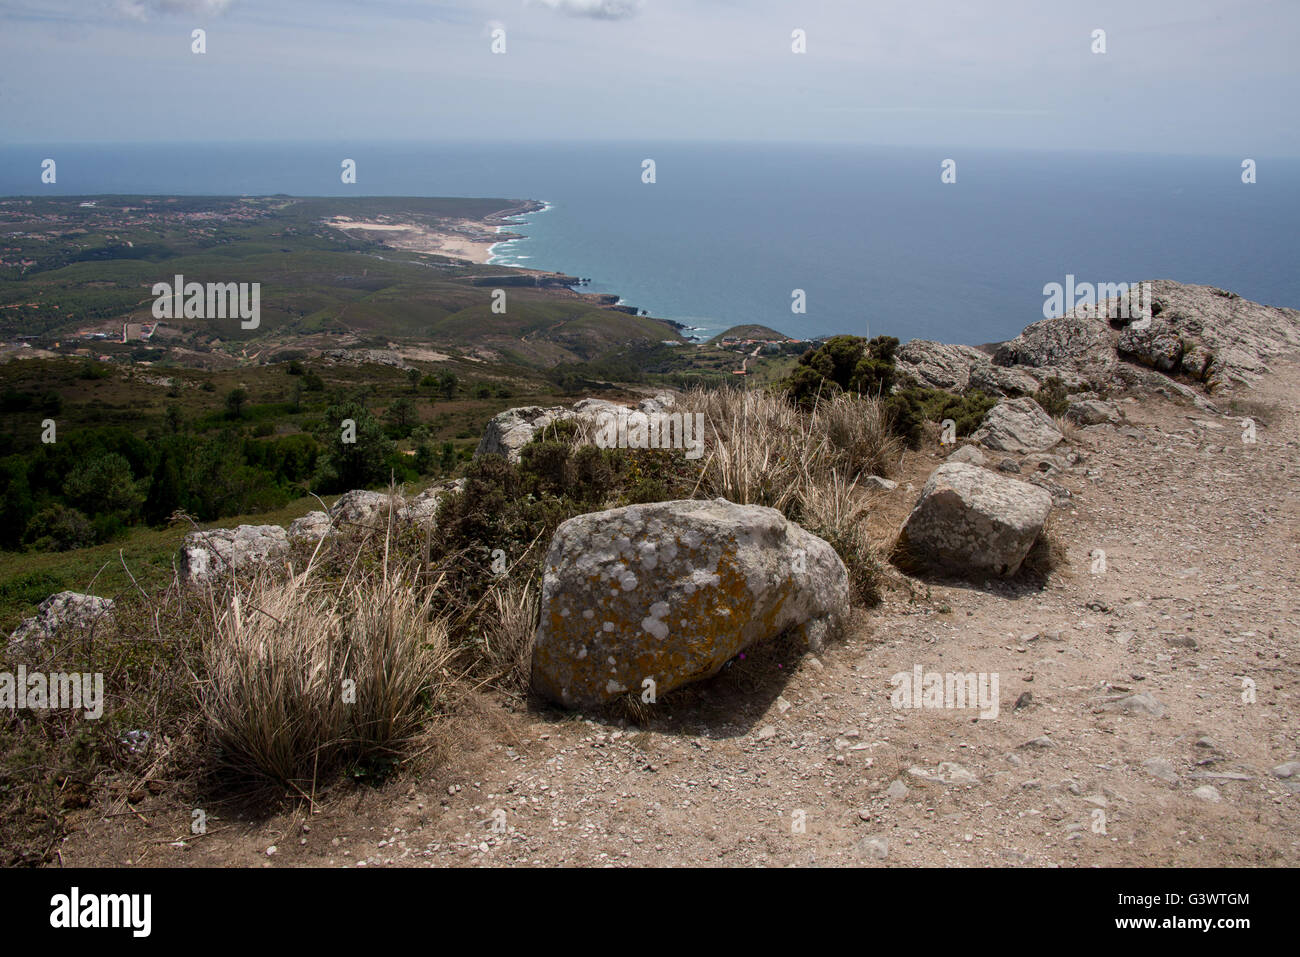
<box><xmin>2</xmin><ymin>0</ymin><xmax>1297</xmax><ymax>157</ymax></box>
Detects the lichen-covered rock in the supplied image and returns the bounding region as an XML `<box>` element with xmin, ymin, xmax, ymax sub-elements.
<box><xmin>970</xmin><ymin>397</ymin><xmax>1063</xmax><ymax>454</ymax></box>
<box><xmin>180</xmin><ymin>525</ymin><xmax>290</xmax><ymax>585</ymax></box>
<box><xmin>288</xmin><ymin>510</ymin><xmax>333</xmax><ymax>543</ymax></box>
<box><xmin>532</xmin><ymin>499</ymin><xmax>849</xmax><ymax>709</ymax></box>
<box><xmin>475</xmin><ymin>406</ymin><xmax>575</xmax><ymax>462</ymax></box>
<box><xmin>895</xmin><ymin>463</ymin><xmax>1052</xmax><ymax>579</ymax></box>
<box><xmin>8</xmin><ymin>591</ymin><xmax>115</xmax><ymax>647</ymax></box>
<box><xmin>477</xmin><ymin>394</ymin><xmax>681</xmax><ymax>462</ymax></box>
<box><xmin>397</xmin><ymin>487</ymin><xmax>444</xmax><ymax>528</ymax></box>
<box><xmin>328</xmin><ymin>489</ymin><xmax>402</xmax><ymax>529</ymax></box>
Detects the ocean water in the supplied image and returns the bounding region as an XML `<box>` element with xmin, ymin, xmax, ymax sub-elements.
<box><xmin>2</xmin><ymin>142</ymin><xmax>1297</xmax><ymax>345</ymax></box>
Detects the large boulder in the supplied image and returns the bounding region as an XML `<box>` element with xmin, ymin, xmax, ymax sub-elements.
<box><xmin>532</xmin><ymin>499</ymin><xmax>849</xmax><ymax>709</ymax></box>
<box><xmin>8</xmin><ymin>591</ymin><xmax>114</xmax><ymax>647</ymax></box>
<box><xmin>970</xmin><ymin>397</ymin><xmax>1063</xmax><ymax>454</ymax></box>
<box><xmin>327</xmin><ymin>489</ymin><xmax>402</xmax><ymax>529</ymax></box>
<box><xmin>895</xmin><ymin>463</ymin><xmax>1052</xmax><ymax>578</ymax></box>
<box><xmin>180</xmin><ymin>524</ymin><xmax>290</xmax><ymax>585</ymax></box>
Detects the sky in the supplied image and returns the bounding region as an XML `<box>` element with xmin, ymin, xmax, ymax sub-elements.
<box><xmin>1</xmin><ymin>0</ymin><xmax>1296</xmax><ymax>155</ymax></box>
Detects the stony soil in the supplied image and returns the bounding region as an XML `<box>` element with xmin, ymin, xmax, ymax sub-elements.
<box><xmin>56</xmin><ymin>362</ymin><xmax>1300</xmax><ymax>868</ymax></box>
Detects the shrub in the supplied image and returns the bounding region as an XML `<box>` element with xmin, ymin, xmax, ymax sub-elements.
<box><xmin>1033</xmin><ymin>376</ymin><xmax>1070</xmax><ymax>418</ymax></box>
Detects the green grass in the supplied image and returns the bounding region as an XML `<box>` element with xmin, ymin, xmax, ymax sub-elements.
<box><xmin>0</xmin><ymin>493</ymin><xmax>341</xmax><ymax>634</ymax></box>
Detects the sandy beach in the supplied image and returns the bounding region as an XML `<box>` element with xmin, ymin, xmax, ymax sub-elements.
<box><xmin>324</xmin><ymin>215</ymin><xmax>508</xmax><ymax>264</ymax></box>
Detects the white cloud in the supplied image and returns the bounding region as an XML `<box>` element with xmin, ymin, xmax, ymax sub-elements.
<box><xmin>530</xmin><ymin>0</ymin><xmax>642</xmax><ymax>21</ymax></box>
<box><xmin>114</xmin><ymin>0</ymin><xmax>237</xmax><ymax>20</ymax></box>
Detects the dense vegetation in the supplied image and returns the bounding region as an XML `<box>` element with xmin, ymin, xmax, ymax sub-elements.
<box><xmin>782</xmin><ymin>334</ymin><xmax>996</xmax><ymax>445</ymax></box>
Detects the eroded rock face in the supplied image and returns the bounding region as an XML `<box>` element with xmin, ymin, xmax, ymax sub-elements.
<box><xmin>8</xmin><ymin>592</ymin><xmax>115</xmax><ymax>647</ymax></box>
<box><xmin>986</xmin><ymin>280</ymin><xmax>1300</xmax><ymax>391</ymax></box>
<box><xmin>180</xmin><ymin>525</ymin><xmax>290</xmax><ymax>585</ymax></box>
<box><xmin>895</xmin><ymin>463</ymin><xmax>1052</xmax><ymax>579</ymax></box>
<box><xmin>532</xmin><ymin>499</ymin><xmax>849</xmax><ymax>709</ymax></box>
<box><xmin>895</xmin><ymin>340</ymin><xmax>1042</xmax><ymax>397</ymax></box>
<box><xmin>970</xmin><ymin>397</ymin><xmax>1063</xmax><ymax>454</ymax></box>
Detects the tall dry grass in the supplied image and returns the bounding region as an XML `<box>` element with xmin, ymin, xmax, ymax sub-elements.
<box><xmin>195</xmin><ymin>556</ymin><xmax>450</xmax><ymax>787</ymax></box>
<box><xmin>687</xmin><ymin>385</ymin><xmax>901</xmax><ymax>604</ymax></box>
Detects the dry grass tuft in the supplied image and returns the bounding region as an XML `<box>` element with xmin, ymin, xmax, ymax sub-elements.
<box><xmin>195</xmin><ymin>554</ymin><xmax>451</xmax><ymax>787</ymax></box>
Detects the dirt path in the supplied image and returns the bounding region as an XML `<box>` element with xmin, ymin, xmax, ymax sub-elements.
<box><xmin>58</xmin><ymin>364</ymin><xmax>1300</xmax><ymax>867</ymax></box>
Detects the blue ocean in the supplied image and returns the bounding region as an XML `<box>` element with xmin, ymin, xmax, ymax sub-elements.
<box><xmin>2</xmin><ymin>142</ymin><xmax>1296</xmax><ymax>345</ymax></box>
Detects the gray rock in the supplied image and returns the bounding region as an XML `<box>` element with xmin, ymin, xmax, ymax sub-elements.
<box><xmin>895</xmin><ymin>463</ymin><xmax>1052</xmax><ymax>579</ymax></box>
<box><xmin>1191</xmin><ymin>785</ymin><xmax>1222</xmax><ymax>803</ymax></box>
<box><xmin>970</xmin><ymin>398</ymin><xmax>1064</xmax><ymax>454</ymax></box>
<box><xmin>1142</xmin><ymin>758</ymin><xmax>1179</xmax><ymax>784</ymax></box>
<box><xmin>946</xmin><ymin>445</ymin><xmax>986</xmax><ymax>466</ymax></box>
<box><xmin>328</xmin><ymin>489</ymin><xmax>403</xmax><ymax>530</ymax></box>
<box><xmin>1066</xmin><ymin>398</ymin><xmax>1122</xmax><ymax>426</ymax></box>
<box><xmin>1270</xmin><ymin>761</ymin><xmax>1300</xmax><ymax>779</ymax></box>
<box><xmin>994</xmin><ymin>310</ymin><xmax>1117</xmax><ymax>379</ymax></box>
<box><xmin>857</xmin><ymin>835</ymin><xmax>889</xmax><ymax>860</ymax></box>
<box><xmin>288</xmin><ymin>510</ymin><xmax>332</xmax><ymax>543</ymax></box>
<box><xmin>996</xmin><ymin>458</ymin><xmax>1021</xmax><ymax>474</ymax></box>
<box><xmin>477</xmin><ymin>394</ymin><xmax>681</xmax><ymax>463</ymax></box>
<box><xmin>180</xmin><ymin>524</ymin><xmax>290</xmax><ymax>585</ymax></box>
<box><xmin>884</xmin><ymin>779</ymin><xmax>909</xmax><ymax>802</ymax></box>
<box><xmin>531</xmin><ymin>499</ymin><xmax>849</xmax><ymax>709</ymax></box>
<box><xmin>475</xmin><ymin>405</ymin><xmax>575</xmax><ymax>462</ymax></box>
<box><xmin>396</xmin><ymin>487</ymin><xmax>444</xmax><ymax>529</ymax></box>
<box><xmin>864</xmin><ymin>476</ymin><xmax>897</xmax><ymax>491</ymax></box>
<box><xmin>8</xmin><ymin>591</ymin><xmax>115</xmax><ymax>647</ymax></box>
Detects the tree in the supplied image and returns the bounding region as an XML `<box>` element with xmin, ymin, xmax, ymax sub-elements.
<box><xmin>225</xmin><ymin>387</ymin><xmax>249</xmax><ymax>419</ymax></box>
<box><xmin>163</xmin><ymin>404</ymin><xmax>184</xmax><ymax>434</ymax></box>
<box><xmin>438</xmin><ymin>372</ymin><xmax>458</xmax><ymax>399</ymax></box>
<box><xmin>385</xmin><ymin>397</ymin><xmax>417</xmax><ymax>435</ymax></box>
<box><xmin>62</xmin><ymin>452</ymin><xmax>147</xmax><ymax>524</ymax></box>
<box><xmin>315</xmin><ymin>400</ymin><xmax>395</xmax><ymax>492</ymax></box>
<box><xmin>406</xmin><ymin>367</ymin><xmax>421</xmax><ymax>392</ymax></box>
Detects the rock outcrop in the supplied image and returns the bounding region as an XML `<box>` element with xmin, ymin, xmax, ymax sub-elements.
<box><xmin>180</xmin><ymin>525</ymin><xmax>291</xmax><ymax>585</ymax></box>
<box><xmin>476</xmin><ymin>394</ymin><xmax>678</xmax><ymax>462</ymax></box>
<box><xmin>328</xmin><ymin>489</ymin><xmax>401</xmax><ymax>530</ymax></box>
<box><xmin>895</xmin><ymin>463</ymin><xmax>1052</xmax><ymax>578</ymax></box>
<box><xmin>8</xmin><ymin>591</ymin><xmax>115</xmax><ymax>647</ymax></box>
<box><xmin>969</xmin><ymin>397</ymin><xmax>1063</xmax><ymax>454</ymax></box>
<box><xmin>532</xmin><ymin>499</ymin><xmax>849</xmax><ymax>709</ymax></box>
<box><xmin>989</xmin><ymin>280</ymin><xmax>1300</xmax><ymax>392</ymax></box>
<box><xmin>895</xmin><ymin>340</ymin><xmax>1041</xmax><ymax>397</ymax></box>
